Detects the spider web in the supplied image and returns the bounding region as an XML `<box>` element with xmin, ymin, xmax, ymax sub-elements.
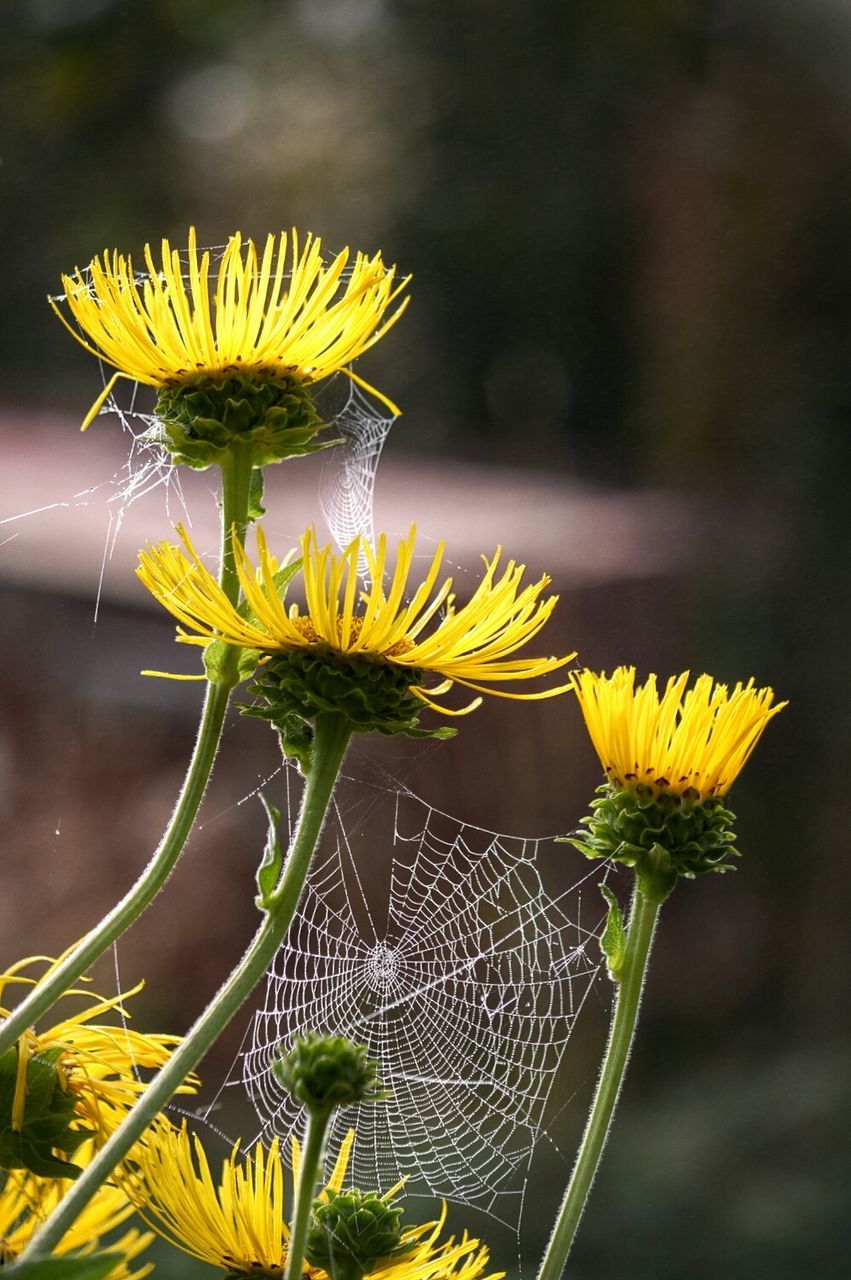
<box><xmin>0</xmin><ymin>359</ymin><xmax>190</xmax><ymax>622</ymax></box>
<box><xmin>318</xmin><ymin>380</ymin><xmax>395</xmax><ymax>553</ymax></box>
<box><xmin>240</xmin><ymin>784</ymin><xmax>608</xmax><ymax>1221</ymax></box>
<box><xmin>95</xmin><ymin>370</ymin><xmax>393</xmax><ymax>557</ymax></box>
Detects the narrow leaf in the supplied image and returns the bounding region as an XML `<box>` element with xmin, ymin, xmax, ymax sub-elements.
<box><xmin>256</xmin><ymin>794</ymin><xmax>284</xmax><ymax>908</ymax></box>
<box><xmin>248</xmin><ymin>467</ymin><xmax>266</xmax><ymax>521</ymax></box>
<box><xmin>599</xmin><ymin>883</ymin><xmax>626</xmax><ymax>980</ymax></box>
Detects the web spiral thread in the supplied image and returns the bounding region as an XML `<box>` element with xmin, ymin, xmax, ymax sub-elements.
<box><xmin>242</xmin><ymin>790</ymin><xmax>607</xmax><ymax>1217</ymax></box>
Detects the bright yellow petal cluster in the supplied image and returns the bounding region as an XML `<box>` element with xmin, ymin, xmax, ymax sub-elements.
<box><xmin>128</xmin><ymin>1123</ymin><xmax>502</xmax><ymax>1280</ymax></box>
<box><xmin>571</xmin><ymin>667</ymin><xmax>786</xmax><ymax>798</ymax></box>
<box><xmin>51</xmin><ymin>228</ymin><xmax>411</xmax><ymax>426</ymax></box>
<box><xmin>0</xmin><ymin>956</ymin><xmax>196</xmax><ymax>1144</ymax></box>
<box><xmin>137</xmin><ymin>525</ymin><xmax>576</xmax><ymax>714</ymax></box>
<box><xmin>129</xmin><ymin>1124</ymin><xmax>354</xmax><ymax>1272</ymax></box>
<box><xmin>0</xmin><ymin>1142</ymin><xmax>152</xmax><ymax>1277</ymax></box>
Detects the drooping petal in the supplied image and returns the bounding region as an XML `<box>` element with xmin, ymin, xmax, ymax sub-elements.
<box><xmin>138</xmin><ymin>524</ymin><xmax>576</xmax><ymax>716</ymax></box>
<box><xmin>127</xmin><ymin>1123</ymin><xmax>502</xmax><ymax>1280</ymax></box>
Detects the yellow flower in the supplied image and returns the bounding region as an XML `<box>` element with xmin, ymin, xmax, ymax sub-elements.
<box><xmin>137</xmin><ymin>524</ymin><xmax>576</xmax><ymax>717</ymax></box>
<box><xmin>51</xmin><ymin>228</ymin><xmax>411</xmax><ymax>428</ymax></box>
<box><xmin>128</xmin><ymin>1124</ymin><xmax>501</xmax><ymax>1280</ymax></box>
<box><xmin>0</xmin><ymin>956</ymin><xmax>197</xmax><ymax>1168</ymax></box>
<box><xmin>571</xmin><ymin>666</ymin><xmax>786</xmax><ymax>799</ymax></box>
<box><xmin>0</xmin><ymin>1142</ymin><xmax>153</xmax><ymax>1277</ymax></box>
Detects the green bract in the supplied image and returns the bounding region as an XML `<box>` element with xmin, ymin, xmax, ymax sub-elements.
<box><xmin>155</xmin><ymin>374</ymin><xmax>332</xmax><ymax>469</ymax></box>
<box><xmin>0</xmin><ymin>1046</ymin><xmax>90</xmax><ymax>1179</ymax></box>
<box><xmin>568</xmin><ymin>784</ymin><xmax>740</xmax><ymax>902</ymax></box>
<box><xmin>245</xmin><ymin>648</ymin><xmax>455</xmax><ymax>753</ymax></box>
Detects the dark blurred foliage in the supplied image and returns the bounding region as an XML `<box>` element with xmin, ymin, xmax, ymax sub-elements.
<box><xmin>1</xmin><ymin>0</ymin><xmax>850</xmax><ymax>1276</ymax></box>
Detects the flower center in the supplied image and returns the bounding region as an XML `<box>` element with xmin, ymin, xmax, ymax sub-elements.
<box><xmin>290</xmin><ymin>615</ymin><xmax>414</xmax><ymax>658</ymax></box>
<box><xmin>223</xmin><ymin>1256</ymin><xmax>283</xmax><ymax>1278</ymax></box>
<box><xmin>604</xmin><ymin>763</ymin><xmax>717</xmax><ymax>801</ymax></box>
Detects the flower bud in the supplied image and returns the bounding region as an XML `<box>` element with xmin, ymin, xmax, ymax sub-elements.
<box><xmin>306</xmin><ymin>1189</ymin><xmax>407</xmax><ymax>1280</ymax></box>
<box><xmin>272</xmin><ymin>1033</ymin><xmax>381</xmax><ymax>1117</ymax></box>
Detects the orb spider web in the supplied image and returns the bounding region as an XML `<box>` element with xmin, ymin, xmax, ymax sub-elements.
<box><xmin>241</xmin><ymin>786</ymin><xmax>607</xmax><ymax>1219</ymax></box>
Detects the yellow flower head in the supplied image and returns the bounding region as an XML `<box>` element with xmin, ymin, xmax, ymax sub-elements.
<box><xmin>0</xmin><ymin>1141</ymin><xmax>153</xmax><ymax>1277</ymax></box>
<box><xmin>0</xmin><ymin>956</ymin><xmax>197</xmax><ymax>1177</ymax></box>
<box><xmin>128</xmin><ymin>1124</ymin><xmax>501</xmax><ymax>1280</ymax></box>
<box><xmin>137</xmin><ymin>524</ymin><xmax>576</xmax><ymax>724</ymax></box>
<box><xmin>568</xmin><ymin>668</ymin><xmax>786</xmax><ymax>898</ymax></box>
<box><xmin>51</xmin><ymin>228</ymin><xmax>411</xmax><ymax>429</ymax></box>
<box><xmin>571</xmin><ymin>667</ymin><xmax>785</xmax><ymax>800</ymax></box>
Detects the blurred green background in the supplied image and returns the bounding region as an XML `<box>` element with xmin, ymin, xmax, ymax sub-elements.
<box><xmin>1</xmin><ymin>1</ymin><xmax>849</xmax><ymax>1277</ymax></box>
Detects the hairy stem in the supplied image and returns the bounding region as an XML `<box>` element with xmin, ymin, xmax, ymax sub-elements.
<box><xmin>0</xmin><ymin>445</ymin><xmax>255</xmax><ymax>1056</ymax></box>
<box><xmin>285</xmin><ymin>1107</ymin><xmax>332</xmax><ymax>1280</ymax></box>
<box><xmin>20</xmin><ymin>711</ymin><xmax>352</xmax><ymax>1259</ymax></box>
<box><xmin>537</xmin><ymin>884</ymin><xmax>661</xmax><ymax>1280</ymax></box>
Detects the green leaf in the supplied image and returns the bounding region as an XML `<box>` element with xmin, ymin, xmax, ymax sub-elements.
<box><xmin>4</xmin><ymin>1255</ymin><xmax>123</xmax><ymax>1279</ymax></box>
<box><xmin>274</xmin><ymin>713</ymin><xmax>314</xmax><ymax>772</ymax></box>
<box><xmin>236</xmin><ymin>647</ymin><xmax>263</xmax><ymax>682</ymax></box>
<box><xmin>248</xmin><ymin>466</ymin><xmax>266</xmax><ymax>521</ymax></box>
<box><xmin>266</xmin><ymin>559</ymin><xmax>301</xmax><ymax>601</ymax></box>
<box><xmin>599</xmin><ymin>883</ymin><xmax>626</xmax><ymax>980</ymax></box>
<box><xmin>255</xmin><ymin>794</ymin><xmax>284</xmax><ymax>909</ymax></box>
<box><xmin>202</xmin><ymin>638</ymin><xmax>234</xmax><ymax>685</ymax></box>
<box><xmin>0</xmin><ymin>1046</ymin><xmax>87</xmax><ymax>1178</ymax></box>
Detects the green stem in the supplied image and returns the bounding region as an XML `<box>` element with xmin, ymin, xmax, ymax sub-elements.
<box><xmin>537</xmin><ymin>884</ymin><xmax>662</xmax><ymax>1280</ymax></box>
<box><xmin>218</xmin><ymin>443</ymin><xmax>255</xmax><ymax>610</ymax></box>
<box><xmin>285</xmin><ymin>1107</ymin><xmax>332</xmax><ymax>1280</ymax></box>
<box><xmin>19</xmin><ymin>711</ymin><xmax>351</xmax><ymax>1261</ymax></box>
<box><xmin>0</xmin><ymin>446</ymin><xmax>255</xmax><ymax>1058</ymax></box>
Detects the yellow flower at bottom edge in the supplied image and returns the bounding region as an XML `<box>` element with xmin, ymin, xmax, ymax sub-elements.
<box><xmin>0</xmin><ymin>1140</ymin><xmax>153</xmax><ymax>1277</ymax></box>
<box><xmin>137</xmin><ymin>524</ymin><xmax>576</xmax><ymax>718</ymax></box>
<box><xmin>571</xmin><ymin>666</ymin><xmax>786</xmax><ymax>799</ymax></box>
<box><xmin>127</xmin><ymin>1123</ymin><xmax>503</xmax><ymax>1280</ymax></box>
<box><xmin>0</xmin><ymin>956</ymin><xmax>197</xmax><ymax>1168</ymax></box>
<box><xmin>50</xmin><ymin>228</ymin><xmax>411</xmax><ymax>428</ymax></box>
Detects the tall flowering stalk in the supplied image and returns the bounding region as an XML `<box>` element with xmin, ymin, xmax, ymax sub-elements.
<box><xmin>16</xmin><ymin>529</ymin><xmax>573</xmax><ymax>1263</ymax></box>
<box><xmin>0</xmin><ymin>229</ymin><xmax>410</xmax><ymax>1064</ymax></box>
<box><xmin>536</xmin><ymin>668</ymin><xmax>785</xmax><ymax>1280</ymax></box>
<box><xmin>4</xmin><ymin>226</ymin><xmax>788</xmax><ymax>1280</ymax></box>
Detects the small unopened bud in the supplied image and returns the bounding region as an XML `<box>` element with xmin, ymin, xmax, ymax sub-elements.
<box><xmin>306</xmin><ymin>1189</ymin><xmax>407</xmax><ymax>1280</ymax></box>
<box><xmin>272</xmin><ymin>1033</ymin><xmax>381</xmax><ymax>1117</ymax></box>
